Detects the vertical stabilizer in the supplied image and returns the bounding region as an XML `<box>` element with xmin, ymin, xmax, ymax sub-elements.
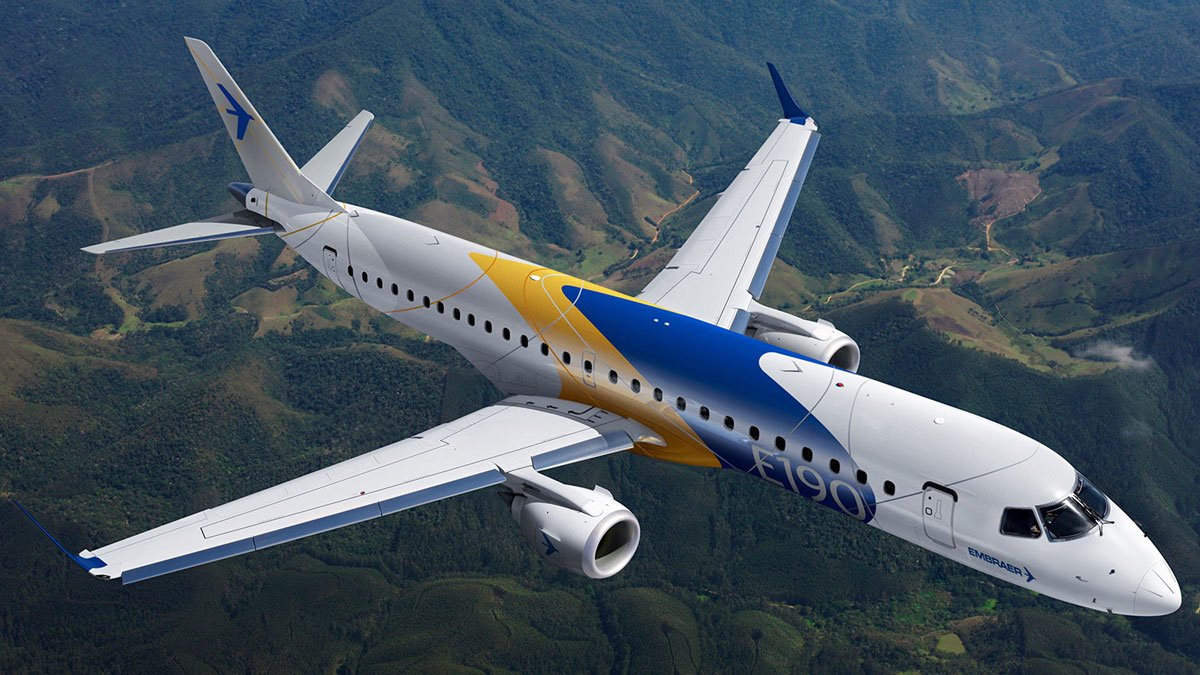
<box><xmin>184</xmin><ymin>37</ymin><xmax>342</xmax><ymax>211</ymax></box>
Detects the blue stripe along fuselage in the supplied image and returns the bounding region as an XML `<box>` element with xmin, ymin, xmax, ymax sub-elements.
<box><xmin>569</xmin><ymin>287</ymin><xmax>877</xmax><ymax>523</ymax></box>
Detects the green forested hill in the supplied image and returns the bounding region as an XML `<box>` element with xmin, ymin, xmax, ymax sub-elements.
<box><xmin>2</xmin><ymin>1</ymin><xmax>1200</xmax><ymax>672</ymax></box>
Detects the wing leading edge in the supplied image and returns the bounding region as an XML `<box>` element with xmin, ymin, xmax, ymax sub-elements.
<box><xmin>638</xmin><ymin>64</ymin><xmax>819</xmax><ymax>331</ymax></box>
<box><xmin>22</xmin><ymin>398</ymin><xmax>646</xmax><ymax>584</ymax></box>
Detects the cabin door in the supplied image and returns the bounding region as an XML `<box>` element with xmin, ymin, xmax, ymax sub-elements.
<box><xmin>922</xmin><ymin>483</ymin><xmax>957</xmax><ymax>549</ymax></box>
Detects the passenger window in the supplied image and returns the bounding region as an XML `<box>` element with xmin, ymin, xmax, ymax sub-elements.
<box><xmin>609</xmin><ymin>370</ymin><xmax>619</xmax><ymax>384</ymax></box>
<box><xmin>829</xmin><ymin>459</ymin><xmax>840</xmax><ymax>473</ymax></box>
<box><xmin>453</xmin><ymin>308</ymin><xmax>461</xmax><ymax>320</ymax></box>
<box><xmin>484</xmin><ymin>320</ymin><xmax>492</xmax><ymax>333</ymax></box>
<box><xmin>653</xmin><ymin>388</ymin><xmax>663</xmax><ymax>402</ymax></box>
<box><xmin>802</xmin><ymin>447</ymin><xmax>813</xmax><ymax>462</ymax></box>
<box><xmin>676</xmin><ymin>397</ymin><xmax>686</xmax><ymax>411</ymax></box>
<box><xmin>749</xmin><ymin>426</ymin><xmax>760</xmax><ymax>441</ymax></box>
<box><xmin>502</xmin><ymin>327</ymin><xmax>511</xmax><ymax>340</ymax></box>
<box><xmin>391</xmin><ymin>283</ymin><xmax>399</xmax><ymax>296</ymax></box>
<box><xmin>437</xmin><ymin>302</ymin><xmax>445</xmax><ymax>314</ymax></box>
<box><xmin>584</xmin><ymin>360</ymin><xmax>593</xmax><ymax>373</ymax></box>
<box><xmin>1000</xmin><ymin>507</ymin><xmax>1043</xmax><ymax>539</ymax></box>
<box><xmin>562</xmin><ymin>351</ymin><xmax>571</xmax><ymax>365</ymax></box>
<box><xmin>376</xmin><ymin>277</ymin><xmax>383</xmax><ymax>289</ymax></box>
<box><xmin>423</xmin><ymin>296</ymin><xmax>431</xmax><ymax>308</ymax></box>
<box><xmin>407</xmin><ymin>289</ymin><xmax>415</xmax><ymax>302</ymax></box>
<box><xmin>775</xmin><ymin>436</ymin><xmax>786</xmax><ymax>452</ymax></box>
<box><xmin>540</xmin><ymin>343</ymin><xmax>549</xmax><ymax>356</ymax></box>
<box><xmin>631</xmin><ymin>379</ymin><xmax>641</xmax><ymax>394</ymax></box>
<box><xmin>347</xmin><ymin>265</ymin><xmax>354</xmax><ymax>276</ymax></box>
<box><xmin>520</xmin><ymin>335</ymin><xmax>529</xmax><ymax>348</ymax></box>
<box><xmin>884</xmin><ymin>480</ymin><xmax>896</xmax><ymax>496</ymax></box>
<box><xmin>361</xmin><ymin>271</ymin><xmax>368</xmax><ymax>283</ymax></box>
<box><xmin>699</xmin><ymin>406</ymin><xmax>710</xmax><ymax>421</ymax></box>
<box><xmin>855</xmin><ymin>469</ymin><xmax>867</xmax><ymax>485</ymax></box>
<box><xmin>724</xmin><ymin>416</ymin><xmax>734</xmax><ymax>430</ymax></box>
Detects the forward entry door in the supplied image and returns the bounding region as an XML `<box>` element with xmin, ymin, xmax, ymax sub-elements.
<box><xmin>922</xmin><ymin>483</ymin><xmax>956</xmax><ymax>549</ymax></box>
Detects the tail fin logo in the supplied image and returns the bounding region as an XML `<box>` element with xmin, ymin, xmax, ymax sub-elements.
<box><xmin>217</xmin><ymin>83</ymin><xmax>254</xmax><ymax>140</ymax></box>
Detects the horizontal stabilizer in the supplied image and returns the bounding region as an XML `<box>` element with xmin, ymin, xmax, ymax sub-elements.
<box><xmin>82</xmin><ymin>211</ymin><xmax>277</xmax><ymax>254</ymax></box>
<box><xmin>302</xmin><ymin>110</ymin><xmax>374</xmax><ymax>195</ymax></box>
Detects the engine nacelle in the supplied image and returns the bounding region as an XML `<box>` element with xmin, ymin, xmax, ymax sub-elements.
<box><xmin>744</xmin><ymin>300</ymin><xmax>861</xmax><ymax>372</ymax></box>
<box><xmin>505</xmin><ymin>469</ymin><xmax>640</xmax><ymax>579</ymax></box>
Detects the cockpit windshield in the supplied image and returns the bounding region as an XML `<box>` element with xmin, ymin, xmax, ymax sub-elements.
<box><xmin>1038</xmin><ymin>498</ymin><xmax>1095</xmax><ymax>540</ymax></box>
<box><xmin>1001</xmin><ymin>473</ymin><xmax>1113</xmax><ymax>541</ymax></box>
<box><xmin>1035</xmin><ymin>473</ymin><xmax>1113</xmax><ymax>541</ymax></box>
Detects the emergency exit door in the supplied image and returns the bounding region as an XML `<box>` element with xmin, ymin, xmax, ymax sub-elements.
<box><xmin>323</xmin><ymin>246</ymin><xmax>341</xmax><ymax>286</ymax></box>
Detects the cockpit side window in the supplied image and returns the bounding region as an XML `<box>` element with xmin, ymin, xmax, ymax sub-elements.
<box><xmin>1000</xmin><ymin>507</ymin><xmax>1042</xmax><ymax>538</ymax></box>
<box><xmin>1074</xmin><ymin>474</ymin><xmax>1110</xmax><ymax>520</ymax></box>
<box><xmin>1038</xmin><ymin>499</ymin><xmax>1096</xmax><ymax>541</ymax></box>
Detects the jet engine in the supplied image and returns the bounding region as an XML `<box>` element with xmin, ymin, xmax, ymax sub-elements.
<box><xmin>743</xmin><ymin>300</ymin><xmax>860</xmax><ymax>372</ymax></box>
<box><xmin>502</xmin><ymin>467</ymin><xmax>640</xmax><ymax>579</ymax></box>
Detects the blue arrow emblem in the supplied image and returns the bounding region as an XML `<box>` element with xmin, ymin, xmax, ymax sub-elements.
<box><xmin>541</xmin><ymin>532</ymin><xmax>558</xmax><ymax>556</ymax></box>
<box><xmin>217</xmin><ymin>83</ymin><xmax>254</xmax><ymax>140</ymax></box>
<box><xmin>1024</xmin><ymin>566</ymin><xmax>1036</xmax><ymax>583</ymax></box>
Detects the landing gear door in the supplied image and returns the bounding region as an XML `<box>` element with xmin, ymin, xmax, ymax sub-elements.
<box><xmin>922</xmin><ymin>483</ymin><xmax>956</xmax><ymax>549</ymax></box>
<box><xmin>323</xmin><ymin>246</ymin><xmax>342</xmax><ymax>287</ymax></box>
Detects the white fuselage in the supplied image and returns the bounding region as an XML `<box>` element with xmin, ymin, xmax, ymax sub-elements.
<box><xmin>246</xmin><ymin>188</ymin><xmax>1181</xmax><ymax>616</ymax></box>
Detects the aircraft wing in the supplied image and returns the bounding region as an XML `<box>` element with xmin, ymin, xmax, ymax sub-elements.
<box><xmin>638</xmin><ymin>64</ymin><xmax>820</xmax><ymax>331</ymax></box>
<box><xmin>24</xmin><ymin>397</ymin><xmax>646</xmax><ymax>584</ymax></box>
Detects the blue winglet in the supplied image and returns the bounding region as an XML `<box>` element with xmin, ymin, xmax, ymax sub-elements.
<box><xmin>766</xmin><ymin>63</ymin><xmax>809</xmax><ymax>122</ymax></box>
<box><xmin>11</xmin><ymin>500</ymin><xmax>106</xmax><ymax>571</ymax></box>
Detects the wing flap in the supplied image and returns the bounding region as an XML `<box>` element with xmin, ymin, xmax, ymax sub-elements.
<box><xmin>78</xmin><ymin>397</ymin><xmax>639</xmax><ymax>583</ymax></box>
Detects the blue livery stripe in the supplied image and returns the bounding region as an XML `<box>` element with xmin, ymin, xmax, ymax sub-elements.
<box><xmin>569</xmin><ymin>287</ymin><xmax>876</xmax><ymax>522</ymax></box>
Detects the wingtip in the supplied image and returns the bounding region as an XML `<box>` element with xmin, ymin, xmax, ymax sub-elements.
<box><xmin>11</xmin><ymin>500</ymin><xmax>107</xmax><ymax>572</ymax></box>
<box><xmin>765</xmin><ymin>62</ymin><xmax>809</xmax><ymax>122</ymax></box>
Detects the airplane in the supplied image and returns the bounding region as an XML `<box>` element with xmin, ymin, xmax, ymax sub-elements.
<box><xmin>15</xmin><ymin>38</ymin><xmax>1181</xmax><ymax>617</ymax></box>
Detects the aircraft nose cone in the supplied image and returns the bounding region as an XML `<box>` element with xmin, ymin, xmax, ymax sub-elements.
<box><xmin>1134</xmin><ymin>562</ymin><xmax>1182</xmax><ymax>616</ymax></box>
